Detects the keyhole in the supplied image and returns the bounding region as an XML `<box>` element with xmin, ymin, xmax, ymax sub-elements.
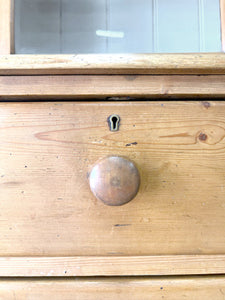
<box><xmin>108</xmin><ymin>114</ymin><xmax>120</xmax><ymax>131</ymax></box>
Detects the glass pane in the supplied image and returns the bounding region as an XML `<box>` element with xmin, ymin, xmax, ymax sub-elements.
<box><xmin>15</xmin><ymin>0</ymin><xmax>222</xmax><ymax>54</ymax></box>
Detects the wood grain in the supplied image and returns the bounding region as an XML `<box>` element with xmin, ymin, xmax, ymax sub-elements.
<box><xmin>0</xmin><ymin>276</ymin><xmax>225</xmax><ymax>299</ymax></box>
<box><xmin>0</xmin><ymin>53</ymin><xmax>225</xmax><ymax>75</ymax></box>
<box><xmin>0</xmin><ymin>256</ymin><xmax>224</xmax><ymax>277</ymax></box>
<box><xmin>1</xmin><ymin>101</ymin><xmax>225</xmax><ymax>257</ymax></box>
<box><xmin>0</xmin><ymin>0</ymin><xmax>14</xmax><ymax>54</ymax></box>
<box><xmin>221</xmin><ymin>0</ymin><xmax>225</xmax><ymax>52</ymax></box>
<box><xmin>0</xmin><ymin>75</ymin><xmax>225</xmax><ymax>100</ymax></box>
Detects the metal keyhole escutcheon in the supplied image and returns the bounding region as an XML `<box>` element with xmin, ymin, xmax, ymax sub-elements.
<box><xmin>108</xmin><ymin>114</ymin><xmax>120</xmax><ymax>131</ymax></box>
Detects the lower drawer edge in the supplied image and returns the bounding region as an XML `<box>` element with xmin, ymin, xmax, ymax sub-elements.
<box><xmin>0</xmin><ymin>276</ymin><xmax>225</xmax><ymax>300</ymax></box>
<box><xmin>0</xmin><ymin>255</ymin><xmax>225</xmax><ymax>277</ymax></box>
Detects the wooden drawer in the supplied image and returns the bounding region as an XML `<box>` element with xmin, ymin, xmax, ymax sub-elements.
<box><xmin>0</xmin><ymin>276</ymin><xmax>225</xmax><ymax>300</ymax></box>
<box><xmin>1</xmin><ymin>100</ymin><xmax>225</xmax><ymax>275</ymax></box>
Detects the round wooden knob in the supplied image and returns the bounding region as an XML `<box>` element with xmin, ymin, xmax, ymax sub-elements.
<box><xmin>89</xmin><ymin>156</ymin><xmax>140</xmax><ymax>206</ymax></box>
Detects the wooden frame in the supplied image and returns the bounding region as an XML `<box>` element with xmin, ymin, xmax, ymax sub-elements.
<box><xmin>0</xmin><ymin>1</ymin><xmax>224</xmax><ymax>73</ymax></box>
<box><xmin>1</xmin><ymin>276</ymin><xmax>225</xmax><ymax>299</ymax></box>
<box><xmin>221</xmin><ymin>0</ymin><xmax>225</xmax><ymax>52</ymax></box>
<box><xmin>0</xmin><ymin>1</ymin><xmax>225</xmax><ymax>279</ymax></box>
<box><xmin>0</xmin><ymin>74</ymin><xmax>225</xmax><ymax>100</ymax></box>
<box><xmin>0</xmin><ymin>255</ymin><xmax>225</xmax><ymax>277</ymax></box>
<box><xmin>0</xmin><ymin>0</ymin><xmax>14</xmax><ymax>55</ymax></box>
<box><xmin>0</xmin><ymin>53</ymin><xmax>225</xmax><ymax>75</ymax></box>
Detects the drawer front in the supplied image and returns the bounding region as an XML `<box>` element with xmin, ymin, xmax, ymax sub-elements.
<box><xmin>0</xmin><ymin>277</ymin><xmax>225</xmax><ymax>300</ymax></box>
<box><xmin>0</xmin><ymin>101</ymin><xmax>225</xmax><ymax>256</ymax></box>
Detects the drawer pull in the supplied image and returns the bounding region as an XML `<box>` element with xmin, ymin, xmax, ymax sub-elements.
<box><xmin>89</xmin><ymin>156</ymin><xmax>140</xmax><ymax>206</ymax></box>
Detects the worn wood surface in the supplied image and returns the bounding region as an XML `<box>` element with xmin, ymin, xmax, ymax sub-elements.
<box><xmin>0</xmin><ymin>53</ymin><xmax>225</xmax><ymax>75</ymax></box>
<box><xmin>0</xmin><ymin>0</ymin><xmax>14</xmax><ymax>54</ymax></box>
<box><xmin>221</xmin><ymin>0</ymin><xmax>225</xmax><ymax>52</ymax></box>
<box><xmin>0</xmin><ymin>256</ymin><xmax>225</xmax><ymax>277</ymax></box>
<box><xmin>0</xmin><ymin>75</ymin><xmax>225</xmax><ymax>100</ymax></box>
<box><xmin>1</xmin><ymin>101</ymin><xmax>225</xmax><ymax>257</ymax></box>
<box><xmin>0</xmin><ymin>276</ymin><xmax>225</xmax><ymax>299</ymax></box>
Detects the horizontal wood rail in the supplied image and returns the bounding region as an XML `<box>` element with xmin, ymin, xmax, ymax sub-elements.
<box><xmin>0</xmin><ymin>53</ymin><xmax>225</xmax><ymax>75</ymax></box>
<box><xmin>0</xmin><ymin>255</ymin><xmax>224</xmax><ymax>277</ymax></box>
<box><xmin>0</xmin><ymin>74</ymin><xmax>225</xmax><ymax>100</ymax></box>
<box><xmin>0</xmin><ymin>276</ymin><xmax>225</xmax><ymax>299</ymax></box>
